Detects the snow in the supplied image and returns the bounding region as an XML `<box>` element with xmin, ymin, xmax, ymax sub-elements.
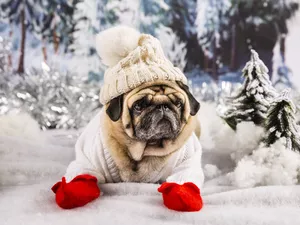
<box><xmin>199</xmin><ymin>102</ymin><xmax>264</xmax><ymax>158</ymax></box>
<box><xmin>0</xmin><ymin>112</ymin><xmax>45</xmax><ymax>142</ymax></box>
<box><xmin>272</xmin><ymin>36</ymin><xmax>293</xmax><ymax>90</ymax></box>
<box><xmin>219</xmin><ymin>50</ymin><xmax>278</xmax><ymax>128</ymax></box>
<box><xmin>272</xmin><ymin>88</ymin><xmax>296</xmax><ymax>112</ymax></box>
<box><xmin>196</xmin><ymin>0</ymin><xmax>231</xmax><ymax>55</ymax></box>
<box><xmin>199</xmin><ymin>101</ymin><xmax>300</xmax><ymax>188</ymax></box>
<box><xmin>245</xmin><ymin>16</ymin><xmax>264</xmax><ymax>26</ymax></box>
<box><xmin>106</xmin><ymin>0</ymin><xmax>140</xmax><ymax>27</ymax></box>
<box><xmin>286</xmin><ymin>10</ymin><xmax>300</xmax><ymax>89</ymax></box>
<box><xmin>156</xmin><ymin>25</ymin><xmax>187</xmax><ymax>71</ymax></box>
<box><xmin>230</xmin><ymin>140</ymin><xmax>300</xmax><ymax>188</ymax></box>
<box><xmin>1</xmin><ymin>103</ymin><xmax>300</xmax><ymax>224</ymax></box>
<box><xmin>203</xmin><ymin>164</ymin><xmax>221</xmax><ymax>179</ymax></box>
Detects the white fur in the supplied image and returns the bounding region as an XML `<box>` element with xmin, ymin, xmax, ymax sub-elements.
<box><xmin>0</xmin><ymin>112</ymin><xmax>44</xmax><ymax>142</ymax></box>
<box><xmin>95</xmin><ymin>26</ymin><xmax>141</xmax><ymax>67</ymax></box>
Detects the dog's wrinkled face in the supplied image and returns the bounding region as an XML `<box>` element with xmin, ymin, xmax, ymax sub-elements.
<box><xmin>106</xmin><ymin>81</ymin><xmax>200</xmax><ymax>149</ymax></box>
<box><xmin>129</xmin><ymin>85</ymin><xmax>184</xmax><ymax>145</ymax></box>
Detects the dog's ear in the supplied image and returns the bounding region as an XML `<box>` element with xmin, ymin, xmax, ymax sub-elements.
<box><xmin>176</xmin><ymin>81</ymin><xmax>200</xmax><ymax>116</ymax></box>
<box><xmin>106</xmin><ymin>95</ymin><xmax>123</xmax><ymax>121</ymax></box>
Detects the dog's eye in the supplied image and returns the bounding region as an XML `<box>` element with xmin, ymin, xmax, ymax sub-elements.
<box><xmin>132</xmin><ymin>97</ymin><xmax>148</xmax><ymax>113</ymax></box>
<box><xmin>133</xmin><ymin>103</ymin><xmax>142</xmax><ymax>112</ymax></box>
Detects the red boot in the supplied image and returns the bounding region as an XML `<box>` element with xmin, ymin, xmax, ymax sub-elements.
<box><xmin>158</xmin><ymin>182</ymin><xmax>203</xmax><ymax>212</ymax></box>
<box><xmin>51</xmin><ymin>174</ymin><xmax>100</xmax><ymax>209</ymax></box>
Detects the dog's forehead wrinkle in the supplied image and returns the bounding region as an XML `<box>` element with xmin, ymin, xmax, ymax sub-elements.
<box><xmin>163</xmin><ymin>86</ymin><xmax>178</xmax><ymax>95</ymax></box>
<box><xmin>149</xmin><ymin>85</ymin><xmax>163</xmax><ymax>92</ymax></box>
<box><xmin>152</xmin><ymin>95</ymin><xmax>171</xmax><ymax>104</ymax></box>
<box><xmin>131</xmin><ymin>86</ymin><xmax>182</xmax><ymax>105</ymax></box>
<box><xmin>149</xmin><ymin>85</ymin><xmax>177</xmax><ymax>95</ymax></box>
<box><xmin>167</xmin><ymin>94</ymin><xmax>177</xmax><ymax>103</ymax></box>
<box><xmin>127</xmin><ymin>88</ymin><xmax>156</xmax><ymax>107</ymax></box>
<box><xmin>146</xmin><ymin>94</ymin><xmax>153</xmax><ymax>102</ymax></box>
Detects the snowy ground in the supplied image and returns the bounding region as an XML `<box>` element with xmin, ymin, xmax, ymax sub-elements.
<box><xmin>1</xmin><ymin>103</ymin><xmax>300</xmax><ymax>225</ymax></box>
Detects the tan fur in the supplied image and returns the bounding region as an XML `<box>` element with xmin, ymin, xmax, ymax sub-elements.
<box><xmin>101</xmin><ymin>80</ymin><xmax>199</xmax><ymax>182</ymax></box>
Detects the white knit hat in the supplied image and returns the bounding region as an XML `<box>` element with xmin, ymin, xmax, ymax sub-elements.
<box><xmin>96</xmin><ymin>26</ymin><xmax>188</xmax><ymax>105</ymax></box>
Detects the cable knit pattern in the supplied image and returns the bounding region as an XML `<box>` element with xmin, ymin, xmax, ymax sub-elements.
<box><xmin>97</xmin><ymin>29</ymin><xmax>188</xmax><ymax>105</ymax></box>
<box><xmin>103</xmin><ymin>148</ymin><xmax>121</xmax><ymax>183</ymax></box>
<box><xmin>64</xmin><ymin>110</ymin><xmax>204</xmax><ymax>188</ymax></box>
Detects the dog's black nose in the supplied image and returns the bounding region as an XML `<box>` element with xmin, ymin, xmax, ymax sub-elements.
<box><xmin>157</xmin><ymin>104</ymin><xmax>169</xmax><ymax>111</ymax></box>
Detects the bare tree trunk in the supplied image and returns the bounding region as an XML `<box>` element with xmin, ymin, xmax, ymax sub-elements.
<box><xmin>230</xmin><ymin>24</ymin><xmax>236</xmax><ymax>71</ymax></box>
<box><xmin>42</xmin><ymin>38</ymin><xmax>47</xmax><ymax>62</ymax></box>
<box><xmin>53</xmin><ymin>30</ymin><xmax>59</xmax><ymax>53</ymax></box>
<box><xmin>17</xmin><ymin>7</ymin><xmax>26</xmax><ymax>74</ymax></box>
<box><xmin>279</xmin><ymin>34</ymin><xmax>286</xmax><ymax>63</ymax></box>
<box><xmin>8</xmin><ymin>29</ymin><xmax>13</xmax><ymax>69</ymax></box>
<box><xmin>53</xmin><ymin>15</ymin><xmax>59</xmax><ymax>53</ymax></box>
<box><xmin>212</xmin><ymin>41</ymin><xmax>218</xmax><ymax>80</ymax></box>
<box><xmin>203</xmin><ymin>49</ymin><xmax>209</xmax><ymax>73</ymax></box>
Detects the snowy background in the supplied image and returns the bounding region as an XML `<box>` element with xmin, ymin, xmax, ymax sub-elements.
<box><xmin>1</xmin><ymin>1</ymin><xmax>300</xmax><ymax>223</ymax></box>
<box><xmin>1</xmin><ymin>0</ymin><xmax>300</xmax><ymax>128</ymax></box>
<box><xmin>1</xmin><ymin>0</ymin><xmax>300</xmax><ymax>87</ymax></box>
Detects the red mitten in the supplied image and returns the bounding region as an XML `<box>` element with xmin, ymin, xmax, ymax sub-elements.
<box><xmin>51</xmin><ymin>174</ymin><xmax>100</xmax><ymax>209</ymax></box>
<box><xmin>158</xmin><ymin>182</ymin><xmax>203</xmax><ymax>212</ymax></box>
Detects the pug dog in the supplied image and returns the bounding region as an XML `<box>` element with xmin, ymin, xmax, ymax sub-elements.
<box><xmin>102</xmin><ymin>80</ymin><xmax>201</xmax><ymax>183</ymax></box>
<box><xmin>52</xmin><ymin>26</ymin><xmax>204</xmax><ymax>212</ymax></box>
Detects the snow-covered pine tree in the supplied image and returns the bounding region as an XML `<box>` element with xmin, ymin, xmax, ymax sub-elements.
<box><xmin>264</xmin><ymin>89</ymin><xmax>300</xmax><ymax>152</ymax></box>
<box><xmin>157</xmin><ymin>25</ymin><xmax>187</xmax><ymax>71</ymax></box>
<box><xmin>228</xmin><ymin>0</ymin><xmax>299</xmax><ymax>76</ymax></box>
<box><xmin>105</xmin><ymin>0</ymin><xmax>140</xmax><ymax>28</ymax></box>
<box><xmin>0</xmin><ymin>36</ymin><xmax>11</xmax><ymax>72</ymax></box>
<box><xmin>51</xmin><ymin>0</ymin><xmax>83</xmax><ymax>53</ymax></box>
<box><xmin>139</xmin><ymin>0</ymin><xmax>169</xmax><ymax>35</ymax></box>
<box><xmin>164</xmin><ymin>0</ymin><xmax>202</xmax><ymax>72</ymax></box>
<box><xmin>0</xmin><ymin>0</ymin><xmax>43</xmax><ymax>73</ymax></box>
<box><xmin>34</xmin><ymin>0</ymin><xmax>83</xmax><ymax>59</ymax></box>
<box><xmin>219</xmin><ymin>49</ymin><xmax>277</xmax><ymax>130</ymax></box>
<box><xmin>104</xmin><ymin>0</ymin><xmax>169</xmax><ymax>35</ymax></box>
<box><xmin>69</xmin><ymin>0</ymin><xmax>108</xmax><ymax>81</ymax></box>
<box><xmin>196</xmin><ymin>0</ymin><xmax>232</xmax><ymax>79</ymax></box>
<box><xmin>71</xmin><ymin>0</ymin><xmax>99</xmax><ymax>55</ymax></box>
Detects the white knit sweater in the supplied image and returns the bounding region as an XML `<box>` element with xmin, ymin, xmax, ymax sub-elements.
<box><xmin>65</xmin><ymin>110</ymin><xmax>204</xmax><ymax>188</ymax></box>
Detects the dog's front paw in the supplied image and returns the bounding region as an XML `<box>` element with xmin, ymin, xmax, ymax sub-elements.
<box><xmin>158</xmin><ymin>182</ymin><xmax>203</xmax><ymax>212</ymax></box>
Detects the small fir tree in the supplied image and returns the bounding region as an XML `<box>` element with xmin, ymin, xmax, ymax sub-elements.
<box><xmin>264</xmin><ymin>89</ymin><xmax>300</xmax><ymax>152</ymax></box>
<box><xmin>219</xmin><ymin>49</ymin><xmax>277</xmax><ymax>130</ymax></box>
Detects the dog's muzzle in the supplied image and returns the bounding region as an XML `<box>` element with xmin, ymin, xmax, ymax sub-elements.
<box><xmin>135</xmin><ymin>104</ymin><xmax>181</xmax><ymax>142</ymax></box>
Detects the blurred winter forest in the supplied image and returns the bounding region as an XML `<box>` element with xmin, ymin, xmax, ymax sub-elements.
<box><xmin>0</xmin><ymin>0</ymin><xmax>299</xmax><ymax>86</ymax></box>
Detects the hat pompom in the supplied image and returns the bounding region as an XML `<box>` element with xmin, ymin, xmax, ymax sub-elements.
<box><xmin>95</xmin><ymin>26</ymin><xmax>141</xmax><ymax>67</ymax></box>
